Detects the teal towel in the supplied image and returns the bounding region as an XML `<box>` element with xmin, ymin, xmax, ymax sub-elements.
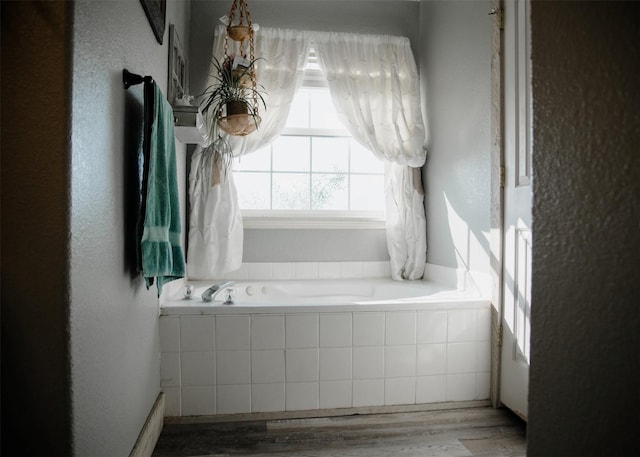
<box><xmin>141</xmin><ymin>83</ymin><xmax>186</xmax><ymax>295</ymax></box>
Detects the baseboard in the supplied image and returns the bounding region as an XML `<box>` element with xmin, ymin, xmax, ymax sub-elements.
<box><xmin>163</xmin><ymin>399</ymin><xmax>491</xmax><ymax>425</ymax></box>
<box><xmin>129</xmin><ymin>392</ymin><xmax>165</xmax><ymax>457</ymax></box>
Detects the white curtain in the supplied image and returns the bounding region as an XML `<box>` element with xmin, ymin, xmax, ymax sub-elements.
<box><xmin>189</xmin><ymin>27</ymin><xmax>427</xmax><ymax>280</ymax></box>
<box><xmin>187</xmin><ymin>26</ymin><xmax>310</xmax><ymax>278</ymax></box>
<box><xmin>314</xmin><ymin>32</ymin><xmax>427</xmax><ymax>280</ymax></box>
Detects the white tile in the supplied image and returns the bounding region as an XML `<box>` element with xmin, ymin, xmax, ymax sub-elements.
<box><xmin>249</xmin><ymin>263</ymin><xmax>273</xmax><ymax>280</ymax></box>
<box><xmin>286</xmin><ymin>314</ymin><xmax>319</xmax><ymax>348</ymax></box>
<box><xmin>385</xmin><ymin>312</ymin><xmax>416</xmax><ymax>345</ymax></box>
<box><xmin>286</xmin><ymin>348</ymin><xmax>319</xmax><ymax>382</ymax></box>
<box><xmin>295</xmin><ymin>262</ymin><xmax>319</xmax><ymax>279</ymax></box>
<box><xmin>181</xmin><ymin>386</ymin><xmax>215</xmax><ymax>416</ymax></box>
<box><xmin>476</xmin><ymin>308</ymin><xmax>492</xmax><ymax>342</ymax></box>
<box><xmin>216</xmin><ymin>384</ymin><xmax>251</xmax><ymax>414</ymax></box>
<box><xmin>446</xmin><ymin>373</ymin><xmax>476</xmax><ymax>401</ymax></box>
<box><xmin>319</xmin><ymin>348</ymin><xmax>352</xmax><ymax>381</ymax></box>
<box><xmin>252</xmin><ymin>383</ymin><xmax>285</xmax><ymax>413</ymax></box>
<box><xmin>320</xmin><ymin>380</ymin><xmax>352</xmax><ymax>409</ymax></box>
<box><xmin>216</xmin><ymin>315</ymin><xmax>250</xmax><ymax>350</ymax></box>
<box><xmin>476</xmin><ymin>372</ymin><xmax>490</xmax><ymax>400</ymax></box>
<box><xmin>226</xmin><ymin>263</ymin><xmax>250</xmax><ymax>280</ymax></box>
<box><xmin>476</xmin><ymin>340</ymin><xmax>491</xmax><ymax>373</ymax></box>
<box><xmin>216</xmin><ymin>350</ymin><xmax>251</xmax><ymax>385</ymax></box>
<box><xmin>447</xmin><ymin>310</ymin><xmax>477</xmax><ymax>342</ymax></box>
<box><xmin>252</xmin><ymin>350</ymin><xmax>285</xmax><ymax>384</ymax></box>
<box><xmin>384</xmin><ymin>377</ymin><xmax>416</xmax><ymax>405</ymax></box>
<box><xmin>340</xmin><ymin>262</ymin><xmax>363</xmax><ymax>279</ymax></box>
<box><xmin>447</xmin><ymin>342</ymin><xmax>477</xmax><ymax>374</ymax></box>
<box><xmin>318</xmin><ymin>262</ymin><xmax>341</xmax><ymax>279</ymax></box>
<box><xmin>159</xmin><ymin>317</ymin><xmax>180</xmax><ymax>352</ymax></box>
<box><xmin>353</xmin><ymin>346</ymin><xmax>384</xmax><ymax>380</ymax></box>
<box><xmin>384</xmin><ymin>346</ymin><xmax>416</xmax><ymax>378</ymax></box>
<box><xmin>416</xmin><ymin>375</ymin><xmax>447</xmax><ymax>404</ymax></box>
<box><xmin>161</xmin><ymin>386</ymin><xmax>181</xmax><ymax>417</ymax></box>
<box><xmin>160</xmin><ymin>352</ymin><xmax>181</xmax><ymax>387</ymax></box>
<box><xmin>417</xmin><ymin>310</ymin><xmax>447</xmax><ymax>344</ymax></box>
<box><xmin>180</xmin><ymin>317</ymin><xmax>215</xmax><ymax>352</ymax></box>
<box><xmin>286</xmin><ymin>382</ymin><xmax>319</xmax><ymax>411</ymax></box>
<box><xmin>272</xmin><ymin>262</ymin><xmax>295</xmax><ymax>280</ymax></box>
<box><xmin>416</xmin><ymin>344</ymin><xmax>447</xmax><ymax>376</ymax></box>
<box><xmin>353</xmin><ymin>312</ymin><xmax>385</xmax><ymax>347</ymax></box>
<box><xmin>352</xmin><ymin>379</ymin><xmax>385</xmax><ymax>407</ymax></box>
<box><xmin>252</xmin><ymin>315</ymin><xmax>285</xmax><ymax>350</ymax></box>
<box><xmin>363</xmin><ymin>261</ymin><xmax>388</xmax><ymax>278</ymax></box>
<box><xmin>181</xmin><ymin>351</ymin><xmax>215</xmax><ymax>386</ymax></box>
<box><xmin>320</xmin><ymin>313</ymin><xmax>352</xmax><ymax>347</ymax></box>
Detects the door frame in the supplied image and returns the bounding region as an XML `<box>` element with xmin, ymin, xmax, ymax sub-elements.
<box><xmin>489</xmin><ymin>0</ymin><xmax>505</xmax><ymax>409</ymax></box>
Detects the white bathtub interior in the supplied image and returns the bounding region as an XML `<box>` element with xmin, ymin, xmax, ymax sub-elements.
<box><xmin>159</xmin><ymin>262</ymin><xmax>492</xmax><ymax>417</ymax></box>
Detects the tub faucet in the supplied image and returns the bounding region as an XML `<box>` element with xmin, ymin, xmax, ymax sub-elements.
<box><xmin>201</xmin><ymin>281</ymin><xmax>236</xmax><ymax>303</ymax></box>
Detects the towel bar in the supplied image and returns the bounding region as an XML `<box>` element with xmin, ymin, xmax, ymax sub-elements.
<box><xmin>123</xmin><ymin>69</ymin><xmax>153</xmax><ymax>89</ymax></box>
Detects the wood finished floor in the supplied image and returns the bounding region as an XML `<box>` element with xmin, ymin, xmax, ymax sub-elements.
<box><xmin>152</xmin><ymin>407</ymin><xmax>526</xmax><ymax>457</ymax></box>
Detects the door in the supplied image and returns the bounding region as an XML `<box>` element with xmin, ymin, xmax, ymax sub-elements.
<box><xmin>499</xmin><ymin>0</ymin><xmax>532</xmax><ymax>420</ymax></box>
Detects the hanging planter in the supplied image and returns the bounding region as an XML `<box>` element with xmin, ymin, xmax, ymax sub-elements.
<box><xmin>227</xmin><ymin>25</ymin><xmax>252</xmax><ymax>42</ymax></box>
<box><xmin>200</xmin><ymin>0</ymin><xmax>265</xmax><ymax>137</ymax></box>
<box><xmin>218</xmin><ymin>100</ymin><xmax>262</xmax><ymax>136</ymax></box>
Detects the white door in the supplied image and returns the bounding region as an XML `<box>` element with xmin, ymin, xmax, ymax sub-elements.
<box><xmin>499</xmin><ymin>0</ymin><xmax>532</xmax><ymax>420</ymax></box>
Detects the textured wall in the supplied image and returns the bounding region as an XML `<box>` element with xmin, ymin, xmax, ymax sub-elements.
<box><xmin>528</xmin><ymin>2</ymin><xmax>640</xmax><ymax>455</ymax></box>
<box><xmin>70</xmin><ymin>1</ymin><xmax>189</xmax><ymax>455</ymax></box>
<box><xmin>419</xmin><ymin>0</ymin><xmax>492</xmax><ymax>274</ymax></box>
<box><xmin>1</xmin><ymin>2</ymin><xmax>73</xmax><ymax>455</ymax></box>
<box><xmin>188</xmin><ymin>1</ymin><xmax>420</xmax><ymax>263</ymax></box>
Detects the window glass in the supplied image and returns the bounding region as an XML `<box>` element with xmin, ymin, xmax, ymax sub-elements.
<box><xmin>273</xmin><ymin>173</ymin><xmax>310</xmax><ymax>209</ymax></box>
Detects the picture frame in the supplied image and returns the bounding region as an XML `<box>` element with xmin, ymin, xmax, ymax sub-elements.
<box><xmin>140</xmin><ymin>0</ymin><xmax>166</xmax><ymax>45</ymax></box>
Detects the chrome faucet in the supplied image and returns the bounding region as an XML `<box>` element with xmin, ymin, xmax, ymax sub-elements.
<box><xmin>201</xmin><ymin>281</ymin><xmax>236</xmax><ymax>303</ymax></box>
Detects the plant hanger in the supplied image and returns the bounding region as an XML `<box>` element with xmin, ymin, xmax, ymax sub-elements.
<box><xmin>215</xmin><ymin>0</ymin><xmax>263</xmax><ymax>136</ymax></box>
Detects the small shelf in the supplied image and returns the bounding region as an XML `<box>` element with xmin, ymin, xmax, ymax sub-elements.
<box><xmin>173</xmin><ymin>105</ymin><xmax>208</xmax><ymax>145</ymax></box>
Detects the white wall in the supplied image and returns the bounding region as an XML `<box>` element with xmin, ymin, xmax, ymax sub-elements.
<box><xmin>419</xmin><ymin>0</ymin><xmax>492</xmax><ymax>274</ymax></box>
<box><xmin>188</xmin><ymin>0</ymin><xmax>420</xmax><ymax>263</ymax></box>
<box><xmin>528</xmin><ymin>2</ymin><xmax>639</xmax><ymax>455</ymax></box>
<box><xmin>70</xmin><ymin>1</ymin><xmax>189</xmax><ymax>455</ymax></box>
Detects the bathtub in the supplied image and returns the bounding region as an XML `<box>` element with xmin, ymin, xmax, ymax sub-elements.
<box><xmin>159</xmin><ymin>263</ymin><xmax>492</xmax><ymax>418</ymax></box>
<box><xmin>160</xmin><ymin>277</ymin><xmax>488</xmax><ymax>315</ymax></box>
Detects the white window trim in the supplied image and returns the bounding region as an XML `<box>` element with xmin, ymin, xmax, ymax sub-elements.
<box><xmin>242</xmin><ymin>210</ymin><xmax>385</xmax><ymax>230</ymax></box>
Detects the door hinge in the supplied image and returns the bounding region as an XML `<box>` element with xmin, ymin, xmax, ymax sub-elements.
<box><xmin>489</xmin><ymin>7</ymin><xmax>504</xmax><ymax>30</ymax></box>
<box><xmin>499</xmin><ymin>166</ymin><xmax>506</xmax><ymax>188</ymax></box>
<box><xmin>497</xmin><ymin>323</ymin><xmax>504</xmax><ymax>348</ymax></box>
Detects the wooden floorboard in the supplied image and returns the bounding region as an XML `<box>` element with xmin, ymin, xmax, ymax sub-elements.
<box><xmin>152</xmin><ymin>407</ymin><xmax>526</xmax><ymax>457</ymax></box>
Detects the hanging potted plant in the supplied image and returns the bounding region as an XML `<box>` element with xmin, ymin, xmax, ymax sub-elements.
<box><xmin>200</xmin><ymin>54</ymin><xmax>266</xmax><ymax>137</ymax></box>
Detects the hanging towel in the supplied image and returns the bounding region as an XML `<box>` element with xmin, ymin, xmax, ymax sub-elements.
<box><xmin>141</xmin><ymin>82</ymin><xmax>186</xmax><ymax>295</ymax></box>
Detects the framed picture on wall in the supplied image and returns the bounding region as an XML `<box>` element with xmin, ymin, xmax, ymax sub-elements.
<box><xmin>140</xmin><ymin>0</ymin><xmax>166</xmax><ymax>45</ymax></box>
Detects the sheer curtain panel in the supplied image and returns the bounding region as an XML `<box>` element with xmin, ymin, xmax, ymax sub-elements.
<box><xmin>314</xmin><ymin>32</ymin><xmax>427</xmax><ymax>279</ymax></box>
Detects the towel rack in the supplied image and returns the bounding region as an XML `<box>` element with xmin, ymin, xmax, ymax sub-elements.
<box><xmin>123</xmin><ymin>69</ymin><xmax>153</xmax><ymax>89</ymax></box>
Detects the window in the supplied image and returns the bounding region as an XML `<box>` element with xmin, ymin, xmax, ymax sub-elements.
<box><xmin>232</xmin><ymin>48</ymin><xmax>385</xmax><ymax>229</ymax></box>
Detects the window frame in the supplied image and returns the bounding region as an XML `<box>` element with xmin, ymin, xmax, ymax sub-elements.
<box><xmin>235</xmin><ymin>47</ymin><xmax>386</xmax><ymax>230</ymax></box>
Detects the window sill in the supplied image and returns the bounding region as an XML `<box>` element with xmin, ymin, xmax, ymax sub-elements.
<box><xmin>241</xmin><ymin>211</ymin><xmax>386</xmax><ymax>230</ymax></box>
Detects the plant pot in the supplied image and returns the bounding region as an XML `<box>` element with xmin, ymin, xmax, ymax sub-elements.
<box><xmin>226</xmin><ymin>100</ymin><xmax>249</xmax><ymax>116</ymax></box>
<box><xmin>227</xmin><ymin>25</ymin><xmax>251</xmax><ymax>42</ymax></box>
<box><xmin>218</xmin><ymin>101</ymin><xmax>260</xmax><ymax>136</ymax></box>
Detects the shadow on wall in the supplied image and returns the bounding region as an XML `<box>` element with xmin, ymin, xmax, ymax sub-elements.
<box><xmin>122</xmin><ymin>88</ymin><xmax>145</xmax><ymax>284</ymax></box>
<box><xmin>423</xmin><ymin>178</ymin><xmax>491</xmax><ymax>273</ymax></box>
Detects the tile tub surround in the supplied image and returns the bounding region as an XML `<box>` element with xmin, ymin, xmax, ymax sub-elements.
<box><xmin>160</xmin><ymin>306</ymin><xmax>491</xmax><ymax>417</ymax></box>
